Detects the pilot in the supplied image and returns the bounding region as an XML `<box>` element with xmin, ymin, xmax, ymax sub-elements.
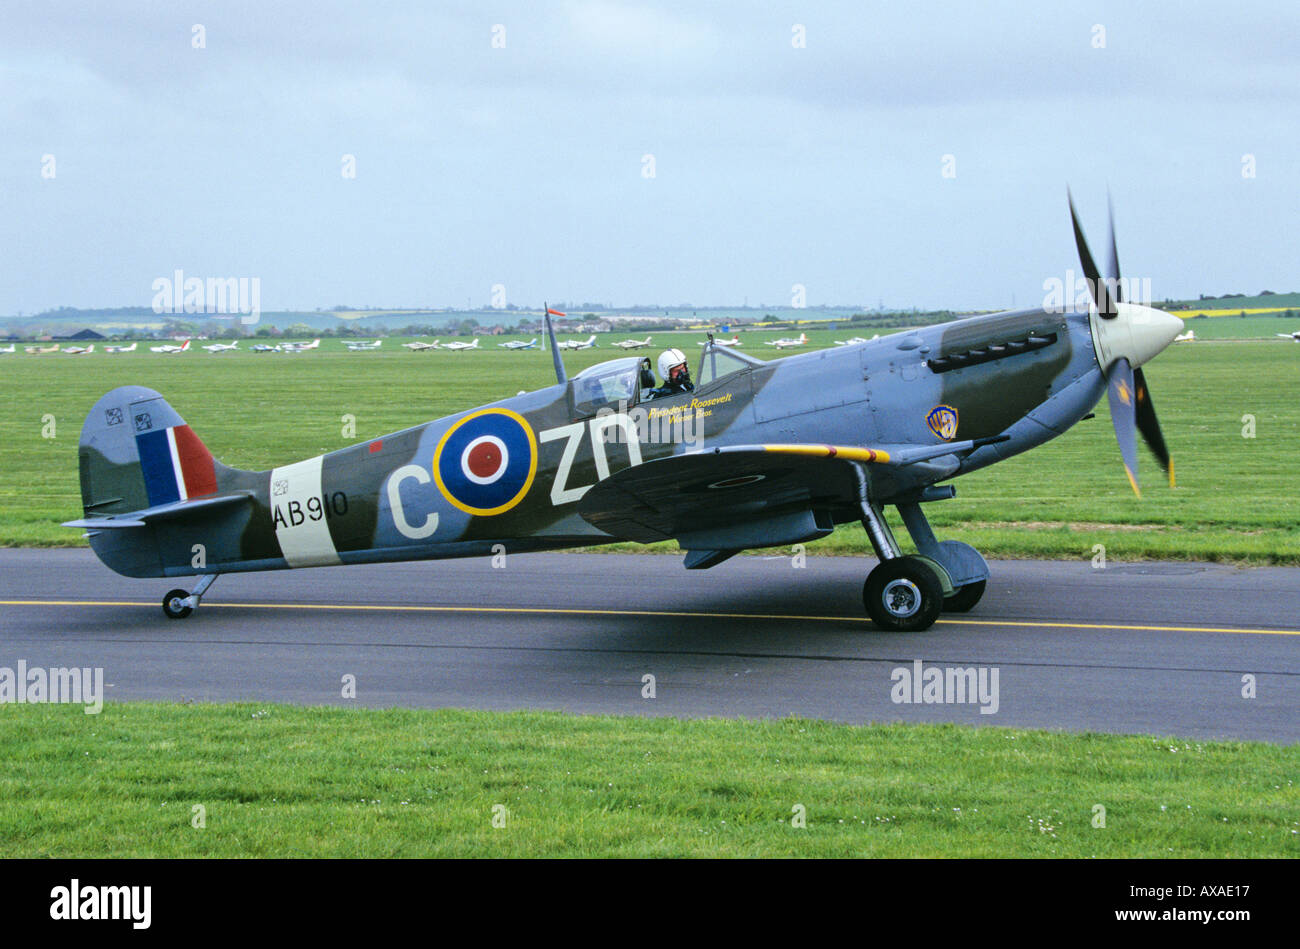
<box><xmin>645</xmin><ymin>348</ymin><xmax>694</xmax><ymax>400</ymax></box>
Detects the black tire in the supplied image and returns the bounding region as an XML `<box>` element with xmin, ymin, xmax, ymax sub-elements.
<box><xmin>863</xmin><ymin>556</ymin><xmax>944</xmax><ymax>632</ymax></box>
<box><xmin>163</xmin><ymin>589</ymin><xmax>193</xmax><ymax>620</ymax></box>
<box><xmin>943</xmin><ymin>579</ymin><xmax>987</xmax><ymax>613</ymax></box>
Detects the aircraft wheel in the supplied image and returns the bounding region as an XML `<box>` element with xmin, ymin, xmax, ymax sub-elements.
<box><xmin>943</xmin><ymin>579</ymin><xmax>987</xmax><ymax>613</ymax></box>
<box><xmin>863</xmin><ymin>556</ymin><xmax>944</xmax><ymax>632</ymax></box>
<box><xmin>163</xmin><ymin>589</ymin><xmax>194</xmax><ymax>620</ymax></box>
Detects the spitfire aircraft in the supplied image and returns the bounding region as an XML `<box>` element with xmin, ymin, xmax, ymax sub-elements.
<box><xmin>202</xmin><ymin>341</ymin><xmax>240</xmax><ymax>353</ymax></box>
<box><xmin>66</xmin><ymin>196</ymin><xmax>1183</xmax><ymax>631</ymax></box>
<box><xmin>765</xmin><ymin>332</ymin><xmax>808</xmax><ymax>349</ymax></box>
<box><xmin>150</xmin><ymin>340</ymin><xmax>191</xmax><ymax>354</ymax></box>
<box><xmin>105</xmin><ymin>342</ymin><xmax>138</xmax><ymax>353</ymax></box>
<box><xmin>346</xmin><ymin>340</ymin><xmax>384</xmax><ymax>351</ymax></box>
<box><xmin>498</xmin><ymin>338</ymin><xmax>539</xmax><ymax>350</ymax></box>
<box><xmin>557</xmin><ymin>335</ymin><xmax>597</xmax><ymax>350</ymax></box>
<box><xmin>612</xmin><ymin>337</ymin><xmax>653</xmax><ymax>350</ymax></box>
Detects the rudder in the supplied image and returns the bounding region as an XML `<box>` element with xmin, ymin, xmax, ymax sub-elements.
<box><xmin>78</xmin><ymin>386</ymin><xmax>223</xmax><ymax>518</ymax></box>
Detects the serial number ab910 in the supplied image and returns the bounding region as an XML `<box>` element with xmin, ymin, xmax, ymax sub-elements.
<box><xmin>272</xmin><ymin>492</ymin><xmax>348</xmax><ymax>530</ymax></box>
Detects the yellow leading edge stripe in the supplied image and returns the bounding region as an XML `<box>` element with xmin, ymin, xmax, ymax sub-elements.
<box><xmin>0</xmin><ymin>600</ymin><xmax>1295</xmax><ymax>636</ymax></box>
<box><xmin>763</xmin><ymin>444</ymin><xmax>891</xmax><ymax>463</ymax></box>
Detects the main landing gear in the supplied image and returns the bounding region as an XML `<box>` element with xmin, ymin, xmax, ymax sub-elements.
<box><xmin>162</xmin><ymin>574</ymin><xmax>217</xmax><ymax>620</ymax></box>
<box><xmin>851</xmin><ymin>471</ymin><xmax>989</xmax><ymax>632</ymax></box>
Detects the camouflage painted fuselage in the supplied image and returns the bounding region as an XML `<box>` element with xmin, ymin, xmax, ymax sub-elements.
<box><xmin>76</xmin><ymin>305</ymin><xmax>1105</xmax><ymax>579</ymax></box>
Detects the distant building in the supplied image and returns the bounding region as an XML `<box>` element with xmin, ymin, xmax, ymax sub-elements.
<box><xmin>56</xmin><ymin>328</ymin><xmax>106</xmax><ymax>341</ymax></box>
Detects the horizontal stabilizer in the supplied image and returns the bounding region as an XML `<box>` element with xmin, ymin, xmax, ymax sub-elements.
<box><xmin>63</xmin><ymin>491</ymin><xmax>253</xmax><ymax>530</ymax></box>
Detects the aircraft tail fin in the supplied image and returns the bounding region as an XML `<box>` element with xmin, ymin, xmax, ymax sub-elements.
<box><xmin>72</xmin><ymin>386</ymin><xmax>259</xmax><ymax>576</ymax></box>
<box><xmin>75</xmin><ymin>387</ymin><xmax>244</xmax><ymax>517</ymax></box>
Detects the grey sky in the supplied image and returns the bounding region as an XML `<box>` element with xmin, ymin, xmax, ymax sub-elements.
<box><xmin>3</xmin><ymin>1</ymin><xmax>1297</xmax><ymax>313</ymax></box>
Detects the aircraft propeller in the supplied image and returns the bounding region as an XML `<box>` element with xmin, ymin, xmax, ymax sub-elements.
<box><xmin>1068</xmin><ymin>191</ymin><xmax>1175</xmax><ymax>495</ymax></box>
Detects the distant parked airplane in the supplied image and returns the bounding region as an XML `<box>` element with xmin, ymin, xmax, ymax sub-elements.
<box><xmin>557</xmin><ymin>335</ymin><xmax>597</xmax><ymax>350</ymax></box>
<box><xmin>346</xmin><ymin>340</ymin><xmax>383</xmax><ymax>351</ymax></box>
<box><xmin>440</xmin><ymin>338</ymin><xmax>480</xmax><ymax>352</ymax></box>
<box><xmin>697</xmin><ymin>336</ymin><xmax>742</xmax><ymax>347</ymax></box>
<box><xmin>834</xmin><ymin>335</ymin><xmax>879</xmax><ymax>346</ymax></box>
<box><xmin>251</xmin><ymin>343</ymin><xmax>281</xmax><ymax>353</ymax></box>
<box><xmin>203</xmin><ymin>341</ymin><xmax>240</xmax><ymax>353</ymax></box>
<box><xmin>104</xmin><ymin>342</ymin><xmax>137</xmax><ymax>353</ymax></box>
<box><xmin>1276</xmin><ymin>331</ymin><xmax>1300</xmax><ymax>342</ymax></box>
<box><xmin>765</xmin><ymin>332</ymin><xmax>808</xmax><ymax>350</ymax></box>
<box><xmin>25</xmin><ymin>343</ymin><xmax>60</xmax><ymax>354</ymax></box>
<box><xmin>403</xmin><ymin>340</ymin><xmax>439</xmax><ymax>351</ymax></box>
<box><xmin>150</xmin><ymin>340</ymin><xmax>191</xmax><ymax>354</ymax></box>
<box><xmin>612</xmin><ymin>337</ymin><xmax>652</xmax><ymax>350</ymax></box>
<box><xmin>62</xmin><ymin>344</ymin><xmax>95</xmax><ymax>355</ymax></box>
<box><xmin>498</xmin><ymin>338</ymin><xmax>539</xmax><ymax>350</ymax></box>
<box><xmin>279</xmin><ymin>339</ymin><xmax>320</xmax><ymax>352</ymax></box>
<box><xmin>0</xmin><ymin>344</ymin><xmax>14</xmax><ymax>354</ymax></box>
<box><xmin>1174</xmin><ymin>330</ymin><xmax>1195</xmax><ymax>342</ymax></box>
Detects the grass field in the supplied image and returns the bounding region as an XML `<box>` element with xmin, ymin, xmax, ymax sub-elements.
<box><xmin>1</xmin><ymin>703</ymin><xmax>1294</xmax><ymax>857</ymax></box>
<box><xmin>1173</xmin><ymin>314</ymin><xmax>1300</xmax><ymax>337</ymax></box>
<box><xmin>3</xmin><ymin>327</ymin><xmax>1298</xmax><ymax>562</ymax></box>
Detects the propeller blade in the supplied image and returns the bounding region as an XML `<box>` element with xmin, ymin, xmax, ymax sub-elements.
<box><xmin>1107</xmin><ymin>192</ymin><xmax>1123</xmax><ymax>304</ymax></box>
<box><xmin>1069</xmin><ymin>190</ymin><xmax>1118</xmax><ymax>319</ymax></box>
<box><xmin>1107</xmin><ymin>357</ymin><xmax>1141</xmax><ymax>496</ymax></box>
<box><xmin>1133</xmin><ymin>366</ymin><xmax>1174</xmax><ymax>487</ymax></box>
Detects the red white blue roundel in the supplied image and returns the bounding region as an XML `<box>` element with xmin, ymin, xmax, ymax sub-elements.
<box><xmin>433</xmin><ymin>409</ymin><xmax>538</xmax><ymax>516</ymax></box>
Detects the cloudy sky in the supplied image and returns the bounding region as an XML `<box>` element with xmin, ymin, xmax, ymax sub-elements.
<box><xmin>3</xmin><ymin>1</ymin><xmax>1297</xmax><ymax>313</ymax></box>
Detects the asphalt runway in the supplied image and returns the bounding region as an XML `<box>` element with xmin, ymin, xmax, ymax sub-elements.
<box><xmin>1</xmin><ymin>548</ymin><xmax>1296</xmax><ymax>742</ymax></box>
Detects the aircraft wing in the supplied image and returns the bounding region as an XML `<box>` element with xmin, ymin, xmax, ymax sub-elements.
<box><xmin>576</xmin><ymin>439</ymin><xmax>1004</xmax><ymax>545</ymax></box>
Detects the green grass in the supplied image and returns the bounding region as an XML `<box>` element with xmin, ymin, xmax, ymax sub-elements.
<box><xmin>1</xmin><ymin>703</ymin><xmax>1294</xmax><ymax>857</ymax></box>
<box><xmin>3</xmin><ymin>332</ymin><xmax>1298</xmax><ymax>562</ymax></box>
<box><xmin>1175</xmin><ymin>314</ymin><xmax>1300</xmax><ymax>338</ymax></box>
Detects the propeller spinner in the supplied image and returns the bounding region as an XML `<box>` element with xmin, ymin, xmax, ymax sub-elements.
<box><xmin>1068</xmin><ymin>192</ymin><xmax>1182</xmax><ymax>495</ymax></box>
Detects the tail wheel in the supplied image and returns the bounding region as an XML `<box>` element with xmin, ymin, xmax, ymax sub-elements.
<box><xmin>943</xmin><ymin>579</ymin><xmax>987</xmax><ymax>613</ymax></box>
<box><xmin>863</xmin><ymin>556</ymin><xmax>944</xmax><ymax>632</ymax></box>
<box><xmin>163</xmin><ymin>589</ymin><xmax>193</xmax><ymax>620</ymax></box>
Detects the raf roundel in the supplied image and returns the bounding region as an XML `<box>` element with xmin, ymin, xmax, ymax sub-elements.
<box><xmin>433</xmin><ymin>409</ymin><xmax>538</xmax><ymax>516</ymax></box>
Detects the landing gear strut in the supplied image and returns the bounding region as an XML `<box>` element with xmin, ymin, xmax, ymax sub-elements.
<box><xmin>851</xmin><ymin>466</ymin><xmax>989</xmax><ymax>631</ymax></box>
<box><xmin>162</xmin><ymin>574</ymin><xmax>217</xmax><ymax>620</ymax></box>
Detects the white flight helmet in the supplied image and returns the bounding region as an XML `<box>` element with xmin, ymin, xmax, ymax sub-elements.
<box><xmin>657</xmin><ymin>348</ymin><xmax>688</xmax><ymax>383</ymax></box>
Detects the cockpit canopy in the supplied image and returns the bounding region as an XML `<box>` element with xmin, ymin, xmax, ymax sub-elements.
<box><xmin>696</xmin><ymin>342</ymin><xmax>763</xmax><ymax>387</ymax></box>
<box><xmin>570</xmin><ymin>357</ymin><xmax>647</xmax><ymax>416</ymax></box>
<box><xmin>566</xmin><ymin>346</ymin><xmax>765</xmax><ymax>417</ymax></box>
